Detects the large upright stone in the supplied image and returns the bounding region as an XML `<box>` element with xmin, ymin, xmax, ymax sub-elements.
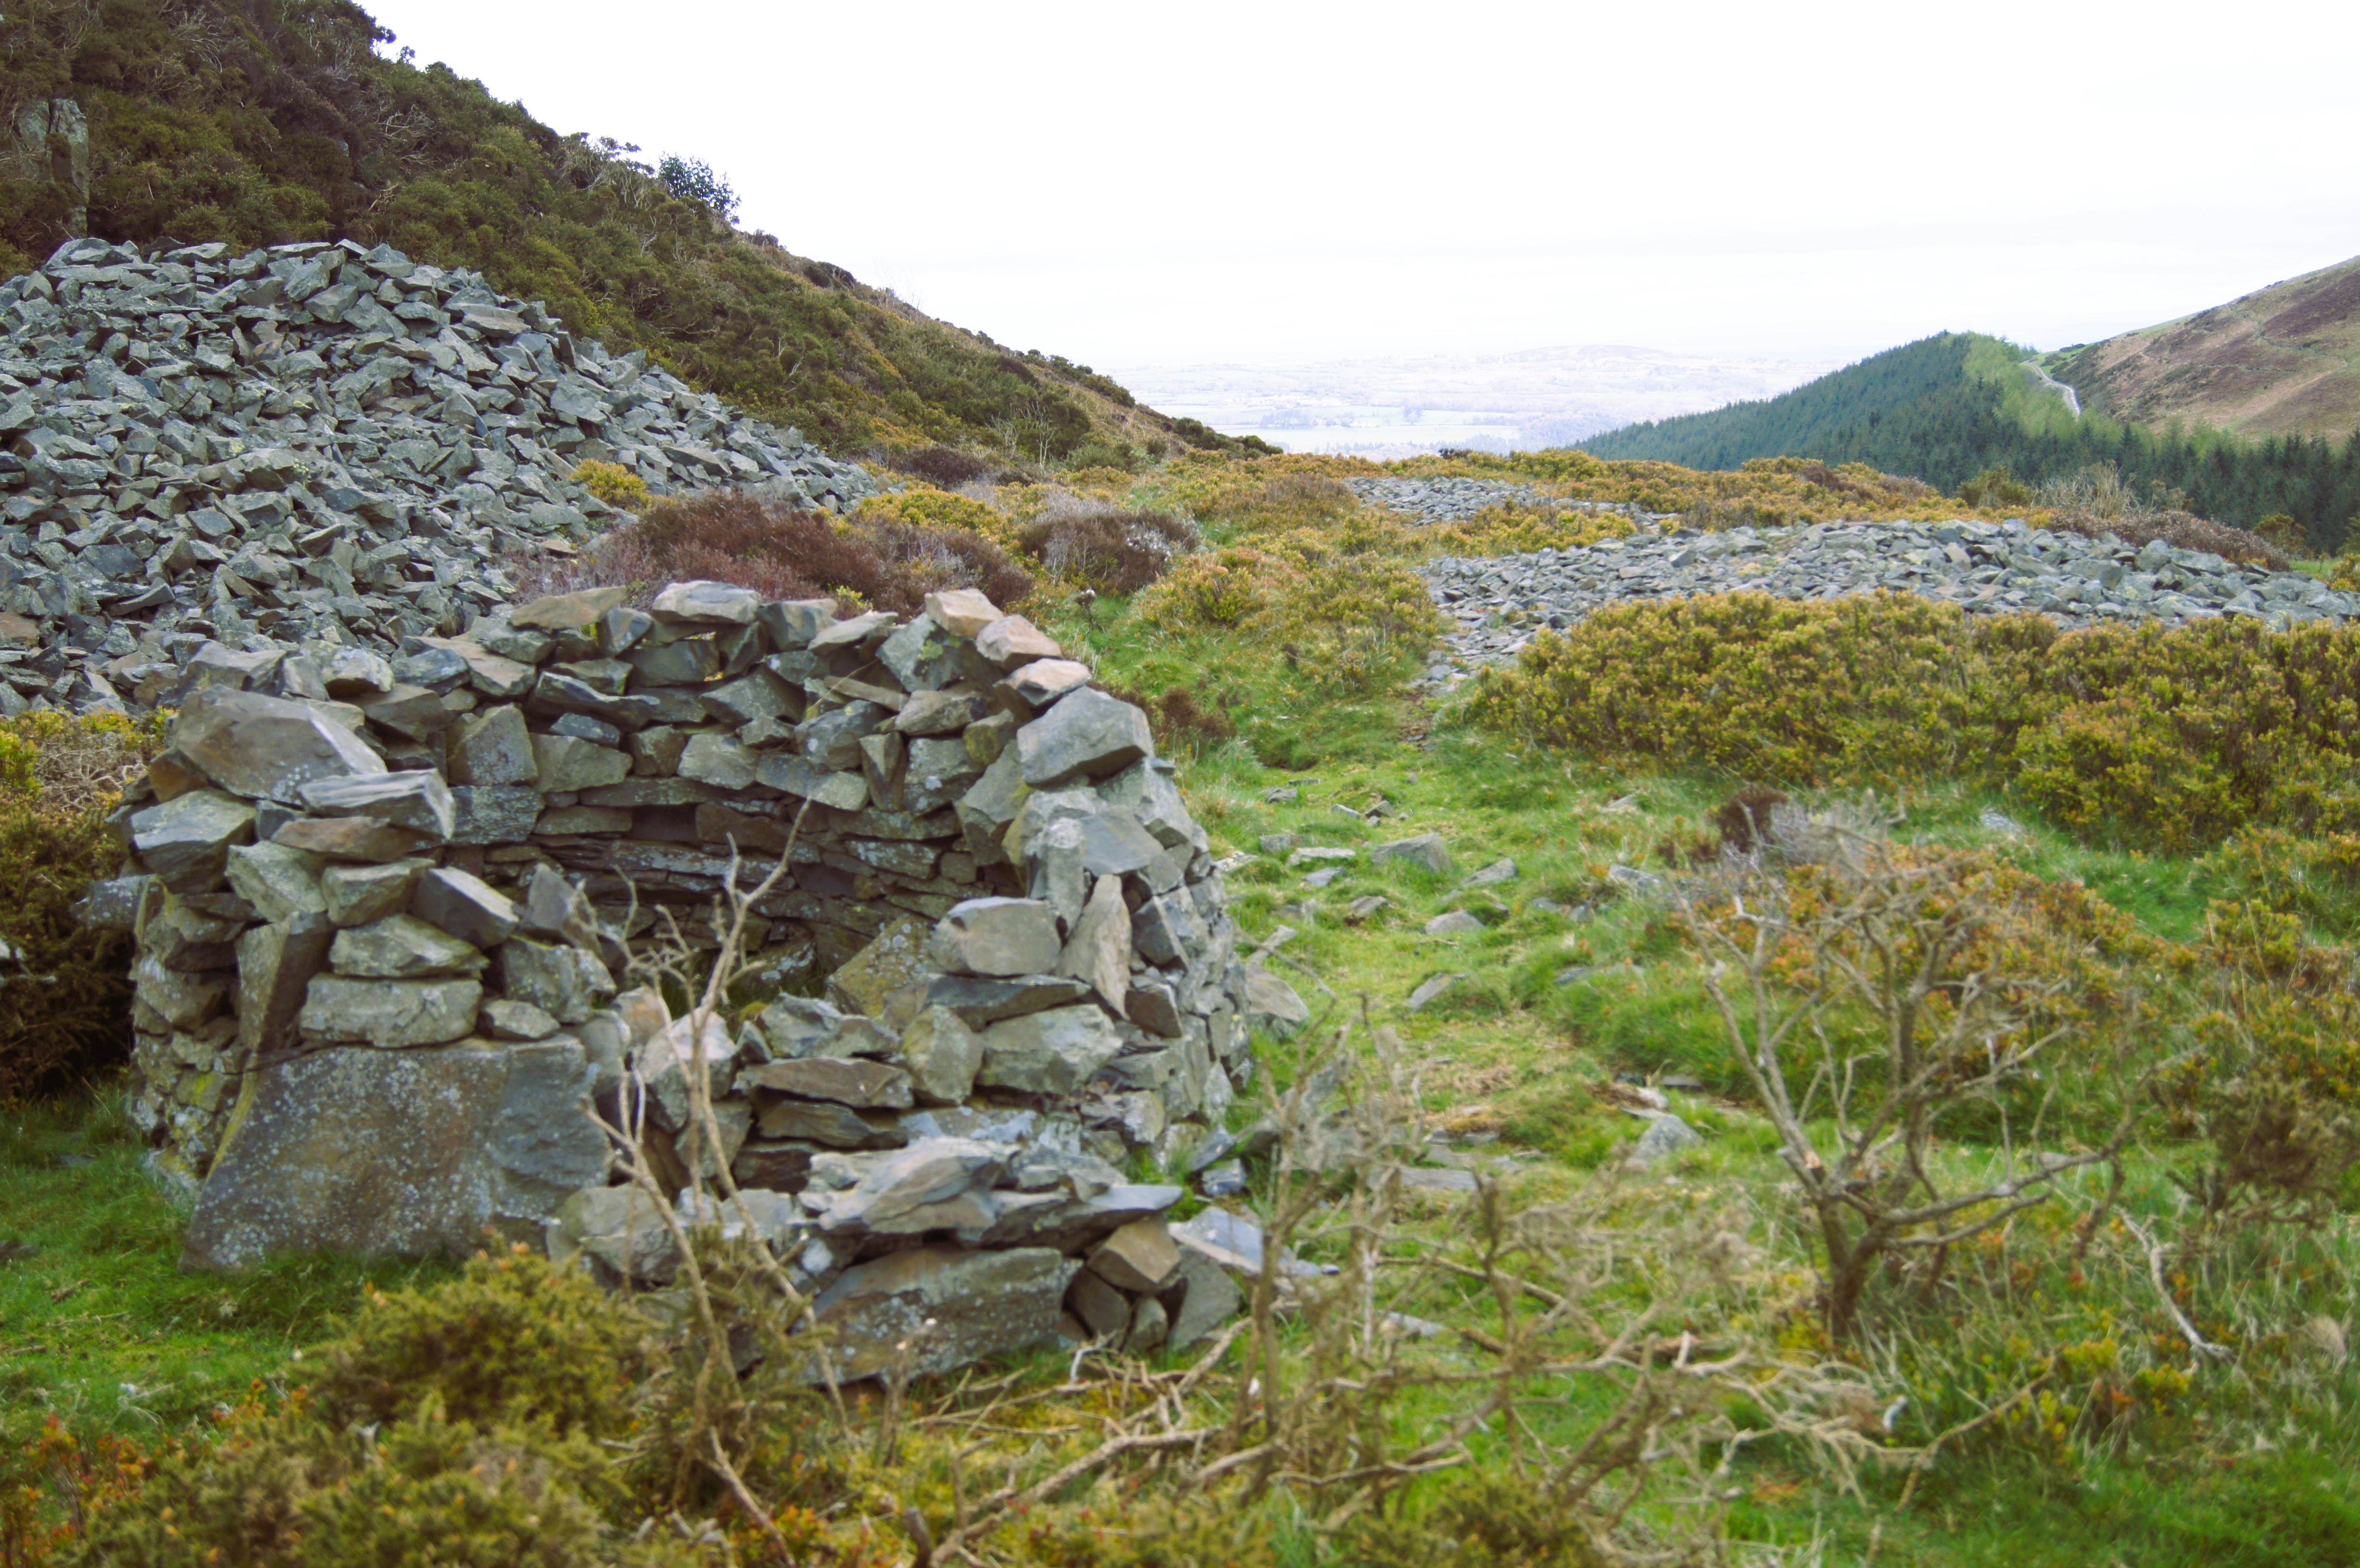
<box><xmin>1016</xmin><ymin>687</ymin><xmax>1153</xmax><ymax>788</ymax></box>
<box><xmin>1058</xmin><ymin>875</ymin><xmax>1131</xmax><ymax>1014</ymax></box>
<box><xmin>236</xmin><ymin>916</ymin><xmax>334</xmax><ymax>1068</ymax></box>
<box><xmin>173</xmin><ymin>687</ymin><xmax>386</xmax><ymax>803</ymax></box>
<box><xmin>183</xmin><ymin>1038</ymin><xmax>607</xmax><ymax>1269</ymax></box>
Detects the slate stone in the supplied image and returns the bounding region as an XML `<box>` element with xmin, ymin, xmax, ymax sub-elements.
<box><xmin>531</xmin><ymin>733</ymin><xmax>631</xmax><ymax>792</ymax></box>
<box><xmin>652</xmin><ymin>579</ymin><xmax>761</xmax><ymax>626</ymax></box>
<box><xmin>808</xmin><ymin>1246</ymin><xmax>1076</xmax><ymax>1381</ymax></box>
<box><xmin>297</xmin><ymin>974</ymin><xmax>482</xmax><ymax>1047</ymax></box>
<box><xmin>899</xmin><ymin>1004</ymin><xmax>983</xmax><ymax>1105</ymax></box>
<box><xmin>926</xmin><ymin>896</ymin><xmax>1063</xmax><ymax>977</ymax></box>
<box><xmin>298</xmin><ymin>770</ymin><xmax>455</xmax><ymax>839</ymax></box>
<box><xmin>272</xmin><ymin>816</ymin><xmax>434</xmax><ymax>863</ymax></box>
<box><xmin>1058</xmin><ymin>874</ymin><xmax>1131</xmax><ymax>1014</ymax></box>
<box><xmin>411</xmin><ymin>867</ymin><xmax>518</xmax><ymax>948</ymax></box>
<box><xmin>131</xmin><ymin>789</ymin><xmax>256</xmax><ymax>893</ymax></box>
<box><xmin>739</xmin><ymin>1056</ymin><xmax>915</xmax><ymax>1110</ymax></box>
<box><xmin>1016</xmin><ymin>687</ymin><xmax>1154</xmax><ymax>787</ymax></box>
<box><xmin>512</xmin><ymin>586</ymin><xmax>630</xmax><ymax>632</ymax></box>
<box><xmin>446</xmin><ymin>705</ymin><xmax>538</xmax><ymax>785</ymax></box>
<box><xmin>500</xmin><ymin>938</ymin><xmax>610</xmax><ymax>1027</ymax></box>
<box><xmin>174</xmin><ymin>687</ymin><xmax>386</xmax><ymax>803</ymax></box>
<box><xmin>1374</xmin><ymin>833</ymin><xmax>1455</xmax><ymax>876</ymax></box>
<box><xmin>922</xmin><ymin>973</ymin><xmax>1095</xmax><ymax>1027</ymax></box>
<box><xmin>924</xmin><ymin>588</ymin><xmax>1000</xmax><ymax>638</ymax></box>
<box><xmin>223</xmin><ymin>841</ymin><xmax>326</xmax><ymax>922</ymax></box>
<box><xmin>977</xmin><ymin>1004</ymin><xmax>1124</xmax><ymax>1094</ymax></box>
<box><xmin>330</xmin><ymin>913</ymin><xmax>488</xmax><ymax>978</ymax></box>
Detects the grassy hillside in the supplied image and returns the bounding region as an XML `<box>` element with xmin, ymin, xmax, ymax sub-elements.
<box><xmin>2049</xmin><ymin>255</ymin><xmax>2360</xmax><ymax>441</ymax></box>
<box><xmin>0</xmin><ymin>0</ymin><xmax>1269</xmax><ymax>466</ymax></box>
<box><xmin>1581</xmin><ymin>332</ymin><xmax>2360</xmax><ymax>549</ymax></box>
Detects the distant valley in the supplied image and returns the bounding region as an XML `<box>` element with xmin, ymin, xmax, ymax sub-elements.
<box><xmin>1110</xmin><ymin>343</ymin><xmax>1842</xmax><ymax>457</ymax></box>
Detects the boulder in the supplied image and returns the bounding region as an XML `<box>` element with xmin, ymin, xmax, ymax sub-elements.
<box><xmin>1088</xmin><ymin>1216</ymin><xmax>1180</xmax><ymax>1293</ymax></box>
<box><xmin>924</xmin><ymin>588</ymin><xmax>1001</xmax><ymax>638</ymax></box>
<box><xmin>825</xmin><ymin>913</ymin><xmax>932</xmax><ymax>1016</ymax></box>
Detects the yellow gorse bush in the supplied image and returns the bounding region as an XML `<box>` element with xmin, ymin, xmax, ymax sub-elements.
<box><xmin>1471</xmin><ymin>591</ymin><xmax>2360</xmax><ymax>855</ymax></box>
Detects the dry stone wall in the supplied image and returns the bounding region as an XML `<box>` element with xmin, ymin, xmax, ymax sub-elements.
<box><xmin>88</xmin><ymin>581</ymin><xmax>1282</xmax><ymax>1372</ymax></box>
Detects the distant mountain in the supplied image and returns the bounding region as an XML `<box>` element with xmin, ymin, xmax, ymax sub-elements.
<box><xmin>0</xmin><ymin>0</ymin><xmax>1255</xmax><ymax>465</ymax></box>
<box><xmin>2047</xmin><ymin>257</ymin><xmax>2360</xmax><ymax>441</ymax></box>
<box><xmin>1577</xmin><ymin>333</ymin><xmax>2360</xmax><ymax>548</ymax></box>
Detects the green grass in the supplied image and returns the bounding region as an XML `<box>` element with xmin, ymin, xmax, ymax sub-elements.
<box><xmin>0</xmin><ymin>1095</ymin><xmax>454</xmax><ymax>1450</ymax></box>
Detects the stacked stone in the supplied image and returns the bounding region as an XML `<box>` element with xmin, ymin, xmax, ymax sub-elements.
<box><xmin>0</xmin><ymin>236</ymin><xmax>871</xmax><ymax>714</ymax></box>
<box><xmin>88</xmin><ymin>580</ymin><xmax>1278</xmax><ymax>1375</ymax></box>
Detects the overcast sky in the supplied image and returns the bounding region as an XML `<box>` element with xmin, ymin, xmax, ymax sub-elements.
<box><xmin>365</xmin><ymin>0</ymin><xmax>2360</xmax><ymax>369</ymax></box>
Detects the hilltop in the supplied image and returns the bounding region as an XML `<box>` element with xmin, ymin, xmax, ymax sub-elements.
<box><xmin>0</xmin><ymin>0</ymin><xmax>1268</xmax><ymax>466</ymax></box>
<box><xmin>2046</xmin><ymin>255</ymin><xmax>2360</xmax><ymax>440</ymax></box>
<box><xmin>1580</xmin><ymin>331</ymin><xmax>2360</xmax><ymax>547</ymax></box>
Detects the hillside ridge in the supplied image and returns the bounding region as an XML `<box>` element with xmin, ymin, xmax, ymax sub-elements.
<box><xmin>2047</xmin><ymin>254</ymin><xmax>2360</xmax><ymax>440</ymax></box>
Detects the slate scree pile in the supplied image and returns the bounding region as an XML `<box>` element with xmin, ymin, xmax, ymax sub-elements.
<box><xmin>0</xmin><ymin>234</ymin><xmax>870</xmax><ymax>711</ymax></box>
<box><xmin>13</xmin><ymin>235</ymin><xmax>1286</xmax><ymax>1376</ymax></box>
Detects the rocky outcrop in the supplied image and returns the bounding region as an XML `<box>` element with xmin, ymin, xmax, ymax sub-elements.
<box><xmin>97</xmin><ymin>580</ymin><xmax>1282</xmax><ymax>1373</ymax></box>
<box><xmin>0</xmin><ymin>237</ymin><xmax>871</xmax><ymax>716</ymax></box>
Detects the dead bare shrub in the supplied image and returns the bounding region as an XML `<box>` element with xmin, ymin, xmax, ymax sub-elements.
<box><xmin>1678</xmin><ymin>815</ymin><xmax>2144</xmax><ymax>1338</ymax></box>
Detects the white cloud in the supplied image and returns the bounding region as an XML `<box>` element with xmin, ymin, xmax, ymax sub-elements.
<box><xmin>367</xmin><ymin>0</ymin><xmax>2360</xmax><ymax>365</ymax></box>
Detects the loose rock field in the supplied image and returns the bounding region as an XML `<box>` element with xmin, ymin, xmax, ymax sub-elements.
<box><xmin>1419</xmin><ymin>517</ymin><xmax>2355</xmax><ymax>686</ymax></box>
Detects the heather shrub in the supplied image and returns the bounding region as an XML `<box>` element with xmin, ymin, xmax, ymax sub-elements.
<box><xmin>893</xmin><ymin>445</ymin><xmax>993</xmax><ymax>490</ymax></box>
<box><xmin>1017</xmin><ymin>503</ymin><xmax>1199</xmax><ymax>594</ymax></box>
<box><xmin>517</xmin><ymin>490</ymin><xmax>1032</xmax><ymax>617</ymax></box>
<box><xmin>2043</xmin><ymin>506</ymin><xmax>2288</xmax><ymax>570</ymax></box>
